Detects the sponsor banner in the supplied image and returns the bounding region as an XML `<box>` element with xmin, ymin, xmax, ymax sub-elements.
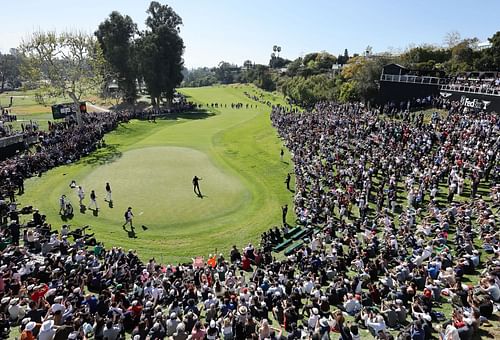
<box><xmin>439</xmin><ymin>91</ymin><xmax>500</xmax><ymax>112</ymax></box>
<box><xmin>51</xmin><ymin>102</ymin><xmax>87</xmax><ymax>119</ymax></box>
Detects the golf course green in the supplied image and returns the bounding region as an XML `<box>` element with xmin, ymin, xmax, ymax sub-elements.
<box><xmin>18</xmin><ymin>85</ymin><xmax>295</xmax><ymax>263</ymax></box>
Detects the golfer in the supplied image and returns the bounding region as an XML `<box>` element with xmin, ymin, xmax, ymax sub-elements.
<box><xmin>105</xmin><ymin>182</ymin><xmax>112</xmax><ymax>202</ymax></box>
<box><xmin>123</xmin><ymin>207</ymin><xmax>134</xmax><ymax>228</ymax></box>
<box><xmin>192</xmin><ymin>176</ymin><xmax>203</xmax><ymax>197</ymax></box>
<box><xmin>285</xmin><ymin>173</ymin><xmax>291</xmax><ymax>191</ymax></box>
<box><xmin>282</xmin><ymin>204</ymin><xmax>288</xmax><ymax>226</ymax></box>
<box><xmin>89</xmin><ymin>190</ymin><xmax>98</xmax><ymax>210</ymax></box>
<box><xmin>77</xmin><ymin>186</ymin><xmax>85</xmax><ymax>206</ymax></box>
<box><xmin>59</xmin><ymin>194</ymin><xmax>67</xmax><ymax>215</ymax></box>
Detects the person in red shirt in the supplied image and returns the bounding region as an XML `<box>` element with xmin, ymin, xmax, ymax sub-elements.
<box><xmin>31</xmin><ymin>284</ymin><xmax>49</xmax><ymax>303</ymax></box>
<box><xmin>241</xmin><ymin>255</ymin><xmax>251</xmax><ymax>271</ymax></box>
<box><xmin>129</xmin><ymin>300</ymin><xmax>143</xmax><ymax>319</ymax></box>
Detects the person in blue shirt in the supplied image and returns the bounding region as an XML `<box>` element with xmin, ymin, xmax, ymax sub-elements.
<box><xmin>82</xmin><ymin>294</ymin><xmax>98</xmax><ymax>314</ymax></box>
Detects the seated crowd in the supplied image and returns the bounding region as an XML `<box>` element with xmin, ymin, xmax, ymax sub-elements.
<box><xmin>445</xmin><ymin>74</ymin><xmax>500</xmax><ymax>95</ymax></box>
<box><xmin>0</xmin><ymin>98</ymin><xmax>498</xmax><ymax>340</ymax></box>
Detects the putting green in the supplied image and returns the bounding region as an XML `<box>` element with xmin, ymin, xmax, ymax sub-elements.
<box><xmin>20</xmin><ymin>85</ymin><xmax>295</xmax><ymax>262</ymax></box>
<box><xmin>71</xmin><ymin>146</ymin><xmax>248</xmax><ymax>227</ymax></box>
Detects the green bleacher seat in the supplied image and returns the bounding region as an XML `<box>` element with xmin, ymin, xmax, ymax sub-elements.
<box><xmin>284</xmin><ymin>226</ymin><xmax>301</xmax><ymax>238</ymax></box>
<box><xmin>273</xmin><ymin>239</ymin><xmax>292</xmax><ymax>252</ymax></box>
<box><xmin>284</xmin><ymin>241</ymin><xmax>304</xmax><ymax>256</ymax></box>
<box><xmin>291</xmin><ymin>228</ymin><xmax>309</xmax><ymax>240</ymax></box>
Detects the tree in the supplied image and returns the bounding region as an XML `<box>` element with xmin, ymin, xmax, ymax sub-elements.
<box><xmin>273</xmin><ymin>45</ymin><xmax>281</xmax><ymax>57</ymax></box>
<box><xmin>20</xmin><ymin>31</ymin><xmax>104</xmax><ymax>124</ymax></box>
<box><xmin>243</xmin><ymin>60</ymin><xmax>253</xmax><ymax>70</ymax></box>
<box><xmin>136</xmin><ymin>1</ymin><xmax>184</xmax><ymax>108</ymax></box>
<box><xmin>182</xmin><ymin>67</ymin><xmax>217</xmax><ymax>87</ymax></box>
<box><xmin>0</xmin><ymin>51</ymin><xmax>21</xmax><ymax>92</ymax></box>
<box><xmin>337</xmin><ymin>48</ymin><xmax>349</xmax><ymax>65</ymax></box>
<box><xmin>444</xmin><ymin>31</ymin><xmax>462</xmax><ymax>48</ymax></box>
<box><xmin>269</xmin><ymin>56</ymin><xmax>290</xmax><ymax>69</ymax></box>
<box><xmin>483</xmin><ymin>31</ymin><xmax>500</xmax><ymax>70</ymax></box>
<box><xmin>286</xmin><ymin>57</ymin><xmax>303</xmax><ymax>76</ymax></box>
<box><xmin>270</xmin><ymin>46</ymin><xmax>285</xmax><ymax>68</ymax></box>
<box><xmin>95</xmin><ymin>11</ymin><xmax>138</xmax><ymax>103</ymax></box>
<box><xmin>338</xmin><ymin>81</ymin><xmax>358</xmax><ymax>102</ymax></box>
<box><xmin>214</xmin><ymin>61</ymin><xmax>237</xmax><ymax>84</ymax></box>
<box><xmin>400</xmin><ymin>45</ymin><xmax>450</xmax><ymax>67</ymax></box>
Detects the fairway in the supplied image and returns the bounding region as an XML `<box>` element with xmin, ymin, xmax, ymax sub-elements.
<box><xmin>19</xmin><ymin>85</ymin><xmax>294</xmax><ymax>263</ymax></box>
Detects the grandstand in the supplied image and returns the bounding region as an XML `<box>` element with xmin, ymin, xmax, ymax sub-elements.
<box><xmin>379</xmin><ymin>64</ymin><xmax>500</xmax><ymax>112</ymax></box>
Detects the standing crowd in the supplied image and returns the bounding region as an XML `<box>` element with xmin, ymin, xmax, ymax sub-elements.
<box><xmin>0</xmin><ymin>98</ymin><xmax>498</xmax><ymax>340</ymax></box>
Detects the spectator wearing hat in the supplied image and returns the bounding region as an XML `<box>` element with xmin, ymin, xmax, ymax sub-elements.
<box><xmin>38</xmin><ymin>319</ymin><xmax>56</xmax><ymax>340</ymax></box>
<box><xmin>20</xmin><ymin>321</ymin><xmax>37</xmax><ymax>340</ymax></box>
<box><xmin>8</xmin><ymin>297</ymin><xmax>25</xmax><ymax>322</ymax></box>
<box><xmin>166</xmin><ymin>312</ymin><xmax>180</xmax><ymax>336</ymax></box>
<box><xmin>206</xmin><ymin>319</ymin><xmax>219</xmax><ymax>340</ymax></box>
<box><xmin>172</xmin><ymin>321</ymin><xmax>189</xmax><ymax>340</ymax></box>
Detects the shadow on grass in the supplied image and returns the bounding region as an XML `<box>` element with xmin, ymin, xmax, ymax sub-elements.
<box><xmin>82</xmin><ymin>144</ymin><xmax>122</xmax><ymax>166</ymax></box>
<box><xmin>156</xmin><ymin>109</ymin><xmax>215</xmax><ymax>121</ymax></box>
<box><xmin>123</xmin><ymin>225</ymin><xmax>137</xmax><ymax>238</ymax></box>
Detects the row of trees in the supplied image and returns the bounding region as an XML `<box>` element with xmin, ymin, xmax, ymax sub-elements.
<box><xmin>4</xmin><ymin>1</ymin><xmax>184</xmax><ymax>116</ymax></box>
<box><xmin>95</xmin><ymin>1</ymin><xmax>184</xmax><ymax>106</ymax></box>
<box><xmin>3</xmin><ymin>22</ymin><xmax>499</xmax><ymax>110</ymax></box>
<box><xmin>182</xmin><ymin>31</ymin><xmax>500</xmax><ymax>107</ymax></box>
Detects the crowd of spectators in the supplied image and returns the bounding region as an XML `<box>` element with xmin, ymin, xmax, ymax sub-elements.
<box><xmin>0</xmin><ymin>111</ymin><xmax>133</xmax><ymax>202</ymax></box>
<box><xmin>443</xmin><ymin>74</ymin><xmax>500</xmax><ymax>95</ymax></box>
<box><xmin>270</xmin><ymin>101</ymin><xmax>499</xmax><ymax>339</ymax></box>
<box><xmin>0</xmin><ymin>98</ymin><xmax>498</xmax><ymax>340</ymax></box>
<box><xmin>0</xmin><ymin>108</ymin><xmax>19</xmax><ymax>138</ymax></box>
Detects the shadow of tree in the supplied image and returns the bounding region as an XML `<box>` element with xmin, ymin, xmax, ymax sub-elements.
<box><xmin>82</xmin><ymin>144</ymin><xmax>122</xmax><ymax>166</ymax></box>
<box><xmin>156</xmin><ymin>109</ymin><xmax>215</xmax><ymax>121</ymax></box>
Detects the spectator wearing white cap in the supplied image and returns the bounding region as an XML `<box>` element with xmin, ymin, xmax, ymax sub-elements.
<box><xmin>20</xmin><ymin>321</ymin><xmax>37</xmax><ymax>340</ymax></box>
<box><xmin>172</xmin><ymin>322</ymin><xmax>189</xmax><ymax>340</ymax></box>
<box><xmin>206</xmin><ymin>319</ymin><xmax>219</xmax><ymax>340</ymax></box>
<box><xmin>38</xmin><ymin>319</ymin><xmax>56</xmax><ymax>340</ymax></box>
<box><xmin>166</xmin><ymin>312</ymin><xmax>180</xmax><ymax>336</ymax></box>
<box><xmin>51</xmin><ymin>296</ymin><xmax>65</xmax><ymax>315</ymax></box>
<box><xmin>8</xmin><ymin>297</ymin><xmax>25</xmax><ymax>322</ymax></box>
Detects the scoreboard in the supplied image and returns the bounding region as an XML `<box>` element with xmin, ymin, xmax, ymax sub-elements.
<box><xmin>51</xmin><ymin>102</ymin><xmax>87</xmax><ymax>119</ymax></box>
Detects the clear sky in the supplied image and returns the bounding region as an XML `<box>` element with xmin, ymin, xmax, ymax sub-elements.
<box><xmin>1</xmin><ymin>0</ymin><xmax>499</xmax><ymax>68</ymax></box>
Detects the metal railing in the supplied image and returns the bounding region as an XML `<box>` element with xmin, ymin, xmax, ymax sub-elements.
<box><xmin>440</xmin><ymin>84</ymin><xmax>500</xmax><ymax>96</ymax></box>
<box><xmin>380</xmin><ymin>73</ymin><xmax>448</xmax><ymax>85</ymax></box>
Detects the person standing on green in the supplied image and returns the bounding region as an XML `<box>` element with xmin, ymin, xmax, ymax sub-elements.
<box><xmin>193</xmin><ymin>176</ymin><xmax>203</xmax><ymax>198</ymax></box>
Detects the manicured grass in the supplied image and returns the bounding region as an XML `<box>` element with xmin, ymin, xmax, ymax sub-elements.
<box><xmin>18</xmin><ymin>85</ymin><xmax>294</xmax><ymax>263</ymax></box>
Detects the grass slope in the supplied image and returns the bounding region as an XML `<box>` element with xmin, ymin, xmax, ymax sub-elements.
<box><xmin>19</xmin><ymin>85</ymin><xmax>294</xmax><ymax>263</ymax></box>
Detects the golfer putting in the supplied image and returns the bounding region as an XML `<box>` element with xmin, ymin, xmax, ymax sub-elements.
<box><xmin>192</xmin><ymin>175</ymin><xmax>203</xmax><ymax>198</ymax></box>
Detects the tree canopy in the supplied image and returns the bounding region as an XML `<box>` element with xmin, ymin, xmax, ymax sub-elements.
<box><xmin>19</xmin><ymin>31</ymin><xmax>104</xmax><ymax>123</ymax></box>
<box><xmin>95</xmin><ymin>11</ymin><xmax>138</xmax><ymax>103</ymax></box>
<box><xmin>137</xmin><ymin>1</ymin><xmax>184</xmax><ymax>107</ymax></box>
<box><xmin>0</xmin><ymin>49</ymin><xmax>22</xmax><ymax>92</ymax></box>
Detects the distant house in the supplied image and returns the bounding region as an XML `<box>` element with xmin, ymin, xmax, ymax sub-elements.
<box><xmin>477</xmin><ymin>41</ymin><xmax>492</xmax><ymax>51</ymax></box>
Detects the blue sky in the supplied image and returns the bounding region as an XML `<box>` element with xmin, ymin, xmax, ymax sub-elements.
<box><xmin>1</xmin><ymin>0</ymin><xmax>498</xmax><ymax>68</ymax></box>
